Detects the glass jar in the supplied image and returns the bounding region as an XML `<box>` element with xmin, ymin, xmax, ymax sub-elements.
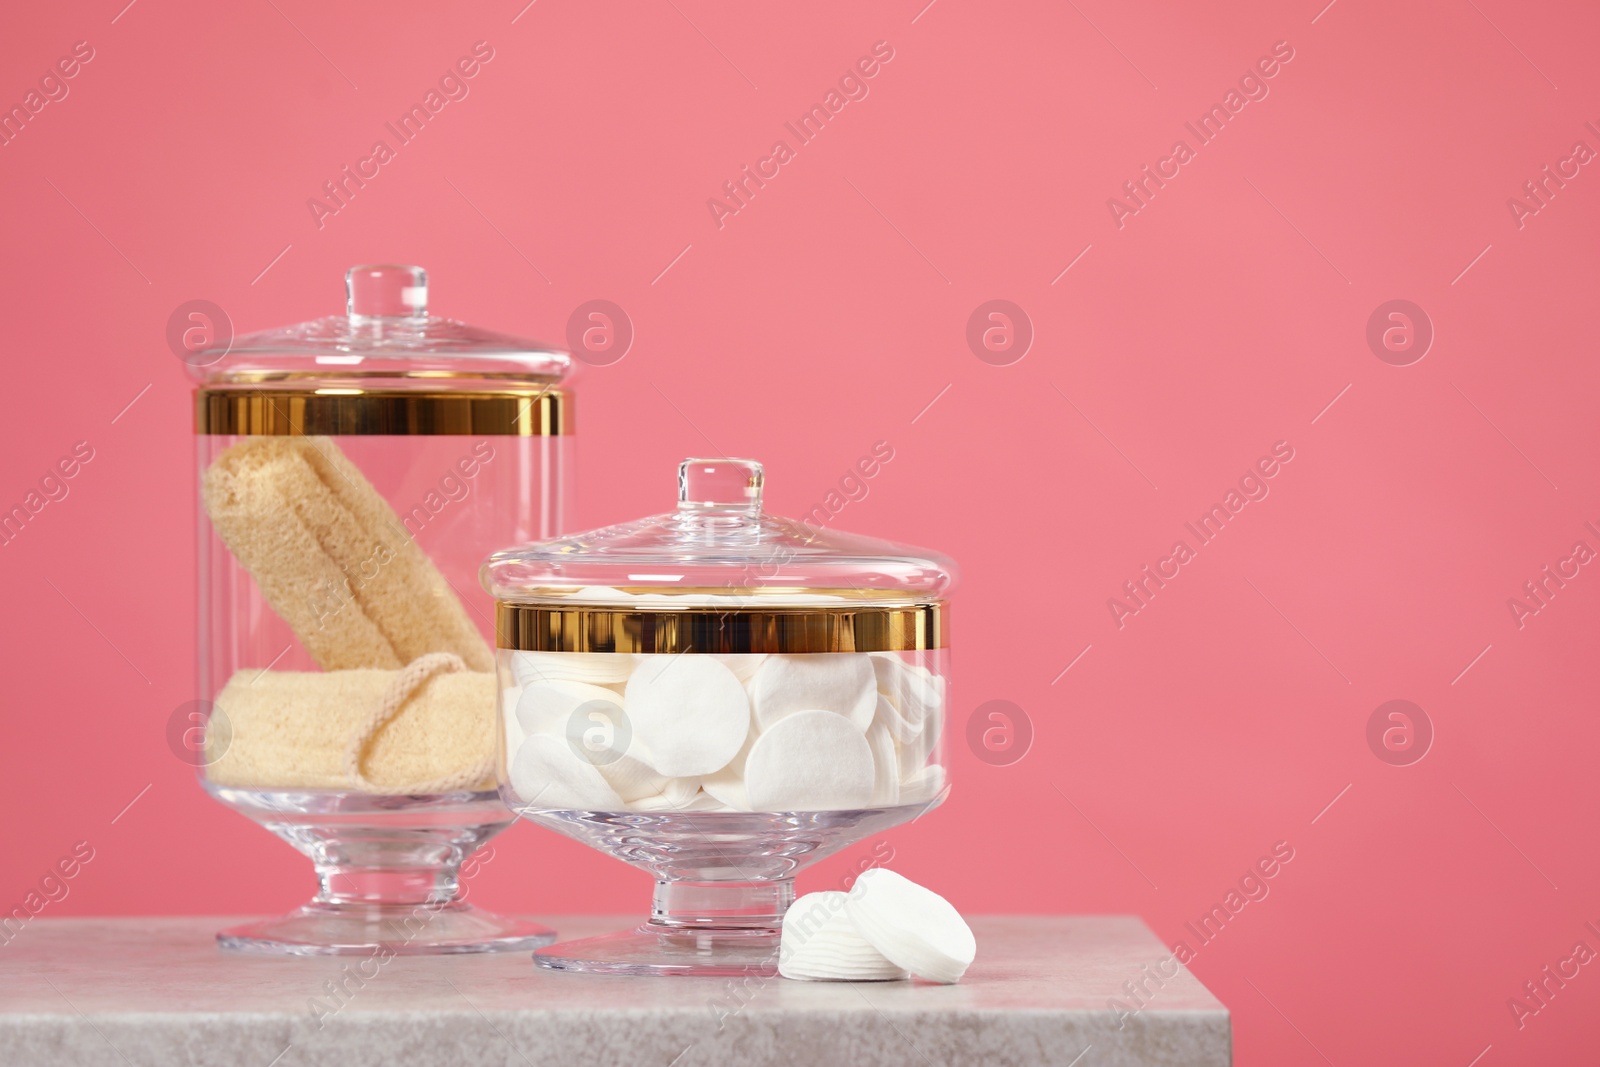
<box><xmin>482</xmin><ymin>458</ymin><xmax>954</xmax><ymax>975</ymax></box>
<box><xmin>191</xmin><ymin>265</ymin><xmax>570</xmax><ymax>955</ymax></box>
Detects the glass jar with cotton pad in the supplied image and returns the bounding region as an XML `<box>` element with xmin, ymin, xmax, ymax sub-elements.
<box><xmin>481</xmin><ymin>457</ymin><xmax>955</xmax><ymax>976</ymax></box>
<box><xmin>188</xmin><ymin>265</ymin><xmax>571</xmax><ymax>955</ymax></box>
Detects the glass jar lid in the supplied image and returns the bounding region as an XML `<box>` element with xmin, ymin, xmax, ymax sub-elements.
<box><xmin>483</xmin><ymin>458</ymin><xmax>955</xmax><ymax>653</ymax></box>
<box><xmin>193</xmin><ymin>265</ymin><xmax>571</xmax><ymax>436</ymax></box>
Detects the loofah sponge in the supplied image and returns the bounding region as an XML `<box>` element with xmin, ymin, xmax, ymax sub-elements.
<box><xmin>205</xmin><ymin>667</ymin><xmax>498</xmax><ymax>794</ymax></box>
<box><xmin>201</xmin><ymin>436</ymin><xmax>493</xmax><ymax>672</ymax></box>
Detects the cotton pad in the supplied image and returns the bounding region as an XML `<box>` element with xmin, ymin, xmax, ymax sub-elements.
<box><xmin>899</xmin><ymin>764</ymin><xmax>946</xmax><ymax>806</ymax></box>
<box><xmin>501</xmin><ymin>683</ymin><xmax>526</xmax><ymax>750</ymax></box>
<box><xmin>661</xmin><ymin>774</ymin><xmax>702</xmax><ymax>806</ymax></box>
<box><xmin>624</xmin><ymin>656</ymin><xmax>750</xmax><ymax>777</ymax></box>
<box><xmin>919</xmin><ymin>693</ymin><xmax>945</xmax><ymax>750</ymax></box>
<box><xmin>515</xmin><ymin>680</ymin><xmax>624</xmax><ymax>739</ymax></box>
<box><xmin>744</xmin><ymin>709</ymin><xmax>874</xmax><ymax>811</ymax></box>
<box><xmin>898</xmin><ymin>663</ymin><xmax>945</xmax><ymax>721</ymax></box>
<box><xmin>501</xmin><ymin>648</ymin><xmax>947</xmax><ymax>815</ymax></box>
<box><xmin>893</xmin><ymin>700</ymin><xmax>944</xmax><ymax>777</ymax></box>
<box><xmin>872</xmin><ymin>656</ymin><xmax>944</xmax><ymax>744</ymax></box>
<box><xmin>630</xmin><ymin>785</ymin><xmax>720</xmax><ymax>812</ymax></box>
<box><xmin>869</xmin><ymin>652</ymin><xmax>902</xmax><ymax>694</ymax></box>
<box><xmin>503</xmin><ymin>710</ymin><xmax>526</xmax><ymax>773</ymax></box>
<box><xmin>714</xmin><ymin>653</ymin><xmax>768</xmax><ymax>684</ymax></box>
<box><xmin>866</xmin><ymin>721</ymin><xmax>900</xmax><ymax>807</ymax></box>
<box><xmin>779</xmin><ymin>891</ymin><xmax>907</xmax><ymax>981</ymax></box>
<box><xmin>512</xmin><ymin>651</ymin><xmax>635</xmax><ymax>687</ymax></box>
<box><xmin>509</xmin><ymin>734</ymin><xmax>624</xmax><ymax>811</ymax></box>
<box><xmin>702</xmin><ymin>710</ymin><xmax>757</xmax><ymax>811</ymax></box>
<box><xmin>879</xmin><ymin>690</ymin><xmax>924</xmax><ymax>746</ymax></box>
<box><xmin>700</xmin><ymin>772</ymin><xmax>750</xmax><ymax>811</ymax></box>
<box><xmin>597</xmin><ymin>752</ymin><xmax>670</xmax><ymax>802</ymax></box>
<box><xmin>896</xmin><ymin>719</ymin><xmax>939</xmax><ymax>782</ymax></box>
<box><xmin>904</xmin><ymin>667</ymin><xmax>946</xmax><ymax>759</ymax></box>
<box><xmin>750</xmin><ymin>654</ymin><xmax>876</xmax><ymax>732</ymax></box>
<box><xmin>845</xmin><ymin>868</ymin><xmax>974</xmax><ymax>984</ymax></box>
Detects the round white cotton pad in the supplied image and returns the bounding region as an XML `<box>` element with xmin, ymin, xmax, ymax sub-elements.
<box><xmin>512</xmin><ymin>651</ymin><xmax>635</xmax><ymax>687</ymax></box>
<box><xmin>750</xmin><ymin>654</ymin><xmax>876</xmax><ymax>732</ymax></box>
<box><xmin>660</xmin><ymin>775</ymin><xmax>702</xmax><ymax>806</ymax></box>
<box><xmin>872</xmin><ymin>657</ymin><xmax>945</xmax><ymax>744</ymax></box>
<box><xmin>515</xmin><ymin>680</ymin><xmax>624</xmax><ymax>739</ymax></box>
<box><xmin>597</xmin><ymin>752</ymin><xmax>669</xmax><ymax>802</ymax></box>
<box><xmin>629</xmin><ymin>784</ymin><xmax>719</xmax><ymax>812</ymax></box>
<box><xmin>701</xmin><ymin>772</ymin><xmax>750</xmax><ymax>811</ymax></box>
<box><xmin>744</xmin><ymin>709</ymin><xmax>874</xmax><ymax>811</ymax></box>
<box><xmin>867</xmin><ymin>721</ymin><xmax>900</xmax><ymax>807</ymax></box>
<box><xmin>780</xmin><ymin>891</ymin><xmax>907</xmax><ymax>981</ymax></box>
<box><xmin>845</xmin><ymin>868</ymin><xmax>974</xmax><ymax>984</ymax></box>
<box><xmin>702</xmin><ymin>710</ymin><xmax>757</xmax><ymax>811</ymax></box>
<box><xmin>714</xmin><ymin>653</ymin><xmax>768</xmax><ymax>684</ymax></box>
<box><xmin>869</xmin><ymin>652</ymin><xmax>901</xmax><ymax>694</ymax></box>
<box><xmin>503</xmin><ymin>718</ymin><xmax>526</xmax><ymax>770</ymax></box>
<box><xmin>898</xmin><ymin>663</ymin><xmax>945</xmax><ymax>721</ymax></box>
<box><xmin>869</xmin><ymin>691</ymin><xmax>893</xmax><ymax>731</ymax></box>
<box><xmin>896</xmin><ymin>730</ymin><xmax>930</xmax><ymax>780</ymax></box>
<box><xmin>919</xmin><ymin>695</ymin><xmax>945</xmax><ymax>751</ymax></box>
<box><xmin>501</xmin><ymin>684</ymin><xmax>526</xmax><ymax>758</ymax></box>
<box><xmin>906</xmin><ymin>671</ymin><xmax>945</xmax><ymax>763</ymax></box>
<box><xmin>624</xmin><ymin>656</ymin><xmax>750</xmax><ymax>777</ymax></box>
<box><xmin>880</xmin><ymin>691</ymin><xmax>923</xmax><ymax>745</ymax></box>
<box><xmin>899</xmin><ymin>763</ymin><xmax>946</xmax><ymax>806</ymax></box>
<box><xmin>509</xmin><ymin>734</ymin><xmax>624</xmax><ymax>811</ymax></box>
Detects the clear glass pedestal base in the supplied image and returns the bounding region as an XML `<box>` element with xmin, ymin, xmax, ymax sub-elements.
<box><xmin>206</xmin><ymin>783</ymin><xmax>552</xmax><ymax>956</ymax></box>
<box><xmin>535</xmin><ymin>923</ymin><xmax>782</xmax><ymax>977</ymax></box>
<box><xmin>220</xmin><ymin>901</ymin><xmax>555</xmax><ymax>956</ymax></box>
<box><xmin>523</xmin><ymin>800</ymin><xmax>942</xmax><ymax>976</ymax></box>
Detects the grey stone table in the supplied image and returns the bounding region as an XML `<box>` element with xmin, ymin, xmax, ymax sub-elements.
<box><xmin>0</xmin><ymin>916</ymin><xmax>1229</xmax><ymax>1066</ymax></box>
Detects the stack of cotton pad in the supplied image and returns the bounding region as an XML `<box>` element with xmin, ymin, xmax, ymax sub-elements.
<box><xmin>846</xmin><ymin>868</ymin><xmax>976</xmax><ymax>984</ymax></box>
<box><xmin>778</xmin><ymin>870</ymin><xmax>976</xmax><ymax>984</ymax></box>
<box><xmin>778</xmin><ymin>891</ymin><xmax>907</xmax><ymax>981</ymax></box>
<box><xmin>502</xmin><ymin>650</ymin><xmax>948</xmax><ymax>814</ymax></box>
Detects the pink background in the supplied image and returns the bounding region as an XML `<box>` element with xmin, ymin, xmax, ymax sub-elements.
<box><xmin>3</xmin><ymin>0</ymin><xmax>1598</xmax><ymax>1062</ymax></box>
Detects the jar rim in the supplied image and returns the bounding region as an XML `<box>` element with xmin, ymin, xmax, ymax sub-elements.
<box><xmin>195</xmin><ymin>386</ymin><xmax>570</xmax><ymax>436</ymax></box>
<box><xmin>495</xmin><ymin>602</ymin><xmax>947</xmax><ymax>653</ymax></box>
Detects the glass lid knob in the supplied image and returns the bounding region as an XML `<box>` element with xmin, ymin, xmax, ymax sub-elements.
<box><xmin>678</xmin><ymin>458</ymin><xmax>763</xmax><ymax>514</ymax></box>
<box><xmin>346</xmin><ymin>264</ymin><xmax>428</xmax><ymax>322</ymax></box>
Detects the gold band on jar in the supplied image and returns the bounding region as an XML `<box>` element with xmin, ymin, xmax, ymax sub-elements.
<box><xmin>196</xmin><ymin>388</ymin><xmax>568</xmax><ymax>436</ymax></box>
<box><xmin>496</xmin><ymin>602</ymin><xmax>946</xmax><ymax>654</ymax></box>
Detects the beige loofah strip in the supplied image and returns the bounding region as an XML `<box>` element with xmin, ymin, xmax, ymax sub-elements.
<box><xmin>201</xmin><ymin>437</ymin><xmax>494</xmax><ymax>672</ymax></box>
<box><xmin>205</xmin><ymin>666</ymin><xmax>498</xmax><ymax>794</ymax></box>
<box><xmin>342</xmin><ymin>652</ymin><xmax>495</xmax><ymax>795</ymax></box>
